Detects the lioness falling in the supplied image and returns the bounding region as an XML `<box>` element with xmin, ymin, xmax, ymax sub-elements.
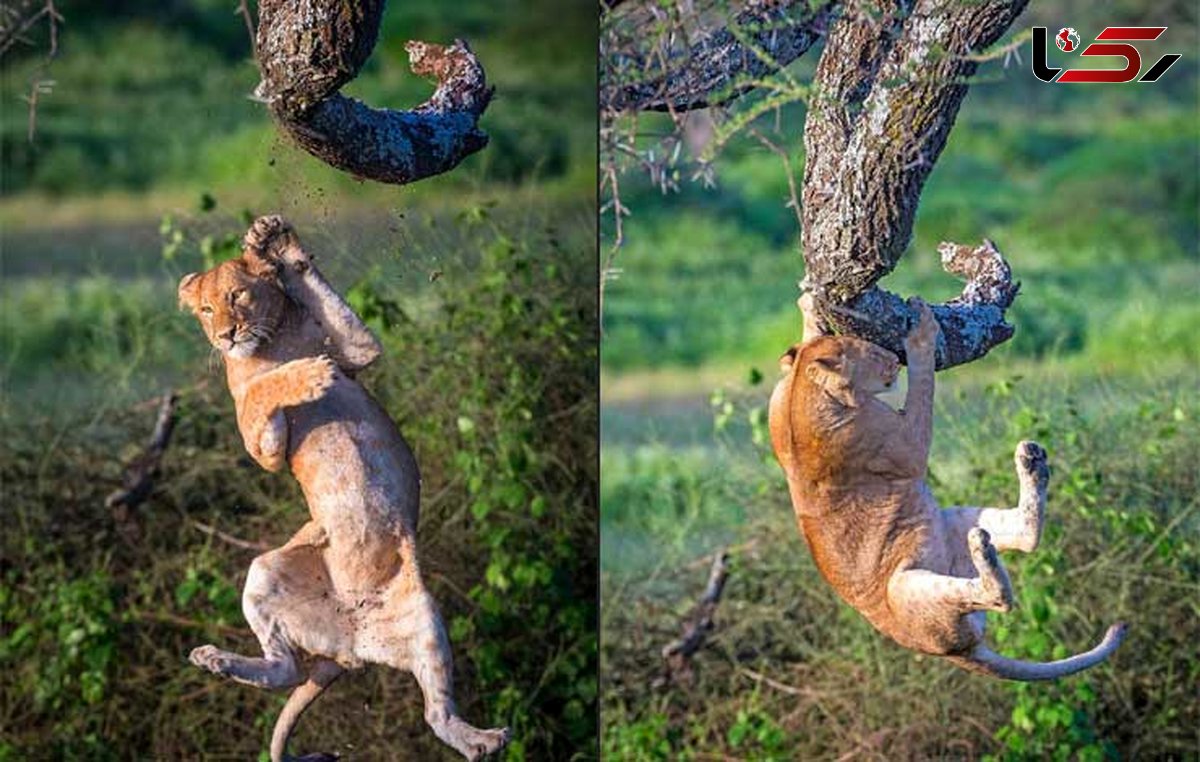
<box><xmin>178</xmin><ymin>216</ymin><xmax>509</xmax><ymax>761</ymax></box>
<box><xmin>768</xmin><ymin>298</ymin><xmax>1126</xmax><ymax>680</ymax></box>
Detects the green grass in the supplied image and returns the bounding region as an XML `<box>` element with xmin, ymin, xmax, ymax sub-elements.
<box><xmin>601</xmin><ymin>365</ymin><xmax>1200</xmax><ymax>759</ymax></box>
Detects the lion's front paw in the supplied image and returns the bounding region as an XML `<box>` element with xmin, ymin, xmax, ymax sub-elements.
<box><xmin>189</xmin><ymin>644</ymin><xmax>230</xmax><ymax>675</ymax></box>
<box><xmin>291</xmin><ymin>355</ymin><xmax>338</xmax><ymax>405</ymax></box>
<box><xmin>903</xmin><ymin>297</ymin><xmax>940</xmax><ymax>356</ymax></box>
<box><xmin>244</xmin><ymin>215</ymin><xmax>291</xmax><ymax>250</ymax></box>
<box><xmin>245</xmin><ymin>215</ymin><xmax>308</xmax><ymax>271</ymax></box>
<box><xmin>1015</xmin><ymin>440</ymin><xmax>1049</xmax><ymax>483</ymax></box>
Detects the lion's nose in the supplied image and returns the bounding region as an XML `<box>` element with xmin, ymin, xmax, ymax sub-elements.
<box><xmin>218</xmin><ymin>327</ymin><xmax>236</xmax><ymax>342</ymax></box>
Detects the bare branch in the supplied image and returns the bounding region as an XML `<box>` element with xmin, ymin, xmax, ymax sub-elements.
<box><xmin>190</xmin><ymin>520</ymin><xmax>272</xmax><ymax>552</ymax></box>
<box><xmin>106</xmin><ymin>392</ymin><xmax>179</xmax><ymax>511</ymax></box>
<box><xmin>603</xmin><ymin>0</ymin><xmax>836</xmax><ymax>115</ymax></box>
<box><xmin>235</xmin><ymin>0</ymin><xmax>256</xmax><ymax>56</ymax></box>
<box><xmin>2</xmin><ymin>0</ymin><xmax>63</xmax><ymax>143</ymax></box>
<box><xmin>253</xmin><ymin>0</ymin><xmax>491</xmax><ymax>185</ymax></box>
<box><xmin>661</xmin><ymin>550</ymin><xmax>730</xmax><ymax>683</ymax></box>
<box><xmin>0</xmin><ymin>0</ymin><xmax>60</xmax><ymax>60</ymax></box>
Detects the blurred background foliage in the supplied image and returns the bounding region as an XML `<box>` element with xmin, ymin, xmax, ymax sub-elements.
<box><xmin>1</xmin><ymin>0</ymin><xmax>597</xmax><ymax>759</ymax></box>
<box><xmin>601</xmin><ymin>1</ymin><xmax>1198</xmax><ymax>759</ymax></box>
<box><xmin>1</xmin><ymin>0</ymin><xmax>595</xmax><ymax>196</ymax></box>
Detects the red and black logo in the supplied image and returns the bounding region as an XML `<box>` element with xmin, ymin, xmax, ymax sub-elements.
<box><xmin>1032</xmin><ymin>27</ymin><xmax>1181</xmax><ymax>83</ymax></box>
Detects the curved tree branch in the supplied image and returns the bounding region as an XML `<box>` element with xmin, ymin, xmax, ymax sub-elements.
<box><xmin>801</xmin><ymin>0</ymin><xmax>1028</xmax><ymax>368</ymax></box>
<box><xmin>813</xmin><ymin>239</ymin><xmax>1019</xmax><ymax>369</ymax></box>
<box><xmin>603</xmin><ymin>0</ymin><xmax>835</xmax><ymax>115</ymax></box>
<box><xmin>254</xmin><ymin>0</ymin><xmax>492</xmax><ymax>185</ymax></box>
<box><xmin>603</xmin><ymin>0</ymin><xmax>1030</xmax><ymax>370</ymax></box>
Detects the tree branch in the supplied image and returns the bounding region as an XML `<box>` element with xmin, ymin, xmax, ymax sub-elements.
<box><xmin>812</xmin><ymin>239</ymin><xmax>1019</xmax><ymax>369</ymax></box>
<box><xmin>603</xmin><ymin>0</ymin><xmax>836</xmax><ymax>115</ymax></box>
<box><xmin>801</xmin><ymin>0</ymin><xmax>1029</xmax><ymax>368</ymax></box>
<box><xmin>253</xmin><ymin>0</ymin><xmax>491</xmax><ymax>185</ymax></box>
<box><xmin>106</xmin><ymin>392</ymin><xmax>179</xmax><ymax>511</ymax></box>
<box><xmin>661</xmin><ymin>550</ymin><xmax>730</xmax><ymax>683</ymax></box>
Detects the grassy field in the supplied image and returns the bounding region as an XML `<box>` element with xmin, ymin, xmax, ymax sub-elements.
<box><xmin>600</xmin><ymin>5</ymin><xmax>1199</xmax><ymax>759</ymax></box>
<box><xmin>1</xmin><ymin>1</ymin><xmax>597</xmax><ymax>759</ymax></box>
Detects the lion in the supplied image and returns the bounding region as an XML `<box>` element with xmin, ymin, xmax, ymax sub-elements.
<box><xmin>767</xmin><ymin>296</ymin><xmax>1126</xmax><ymax>680</ymax></box>
<box><xmin>177</xmin><ymin>216</ymin><xmax>510</xmax><ymax>761</ymax></box>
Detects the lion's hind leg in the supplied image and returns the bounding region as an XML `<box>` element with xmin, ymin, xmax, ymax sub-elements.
<box><xmin>889</xmin><ymin>528</ymin><xmax>1014</xmax><ymax>621</ymax></box>
<box><xmin>190</xmin><ymin>525</ymin><xmax>347</xmax><ymax>690</ymax></box>
<box><xmin>359</xmin><ymin>586</ymin><xmax>510</xmax><ymax>760</ymax></box>
<box><xmin>188</xmin><ymin>539</ymin><xmax>305</xmax><ymax>689</ymax></box>
<box><xmin>946</xmin><ymin>440</ymin><xmax>1048</xmax><ymax>554</ymax></box>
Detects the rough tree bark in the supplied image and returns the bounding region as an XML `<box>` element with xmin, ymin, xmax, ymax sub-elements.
<box><xmin>253</xmin><ymin>0</ymin><xmax>492</xmax><ymax>185</ymax></box>
<box><xmin>603</xmin><ymin>0</ymin><xmax>1028</xmax><ymax>369</ymax></box>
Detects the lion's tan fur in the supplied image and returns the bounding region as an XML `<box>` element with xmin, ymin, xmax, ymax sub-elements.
<box><xmin>769</xmin><ymin>298</ymin><xmax>1126</xmax><ymax>679</ymax></box>
<box><xmin>178</xmin><ymin>217</ymin><xmax>508</xmax><ymax>760</ymax></box>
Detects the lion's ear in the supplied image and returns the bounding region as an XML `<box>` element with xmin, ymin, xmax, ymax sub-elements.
<box><xmin>805</xmin><ymin>355</ymin><xmax>857</xmax><ymax>407</ymax></box>
<box><xmin>779</xmin><ymin>346</ymin><xmax>800</xmax><ymax>374</ymax></box>
<box><xmin>178</xmin><ymin>273</ymin><xmax>201</xmax><ymax>311</ymax></box>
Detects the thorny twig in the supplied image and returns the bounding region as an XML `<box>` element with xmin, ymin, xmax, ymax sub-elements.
<box><xmin>598</xmin><ymin>157</ymin><xmax>628</xmax><ymax>329</ymax></box>
<box><xmin>1</xmin><ymin>0</ymin><xmax>63</xmax><ymax>143</ymax></box>
<box><xmin>235</xmin><ymin>0</ymin><xmax>256</xmax><ymax>55</ymax></box>
<box><xmin>747</xmin><ymin>124</ymin><xmax>803</xmax><ymax>233</ymax></box>
<box><xmin>599</xmin><ymin>1</ymin><xmax>817</xmax><ymax>322</ymax></box>
<box><xmin>0</xmin><ymin>0</ymin><xmax>59</xmax><ymax>59</ymax></box>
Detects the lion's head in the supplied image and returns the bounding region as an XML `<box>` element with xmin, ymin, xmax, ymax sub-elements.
<box><xmin>782</xmin><ymin>335</ymin><xmax>900</xmax><ymax>408</ymax></box>
<box><xmin>178</xmin><ymin>253</ymin><xmax>289</xmax><ymax>359</ymax></box>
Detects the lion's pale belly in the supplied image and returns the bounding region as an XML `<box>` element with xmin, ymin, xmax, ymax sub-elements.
<box><xmin>285</xmin><ymin>381</ymin><xmax>420</xmax><ymax>591</ymax></box>
<box><xmin>799</xmin><ymin>480</ymin><xmax>950</xmax><ymax>647</ymax></box>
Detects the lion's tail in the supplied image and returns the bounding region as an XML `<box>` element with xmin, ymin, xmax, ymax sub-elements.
<box><xmin>270</xmin><ymin>659</ymin><xmax>344</xmax><ymax>762</ymax></box>
<box><xmin>947</xmin><ymin>622</ymin><xmax>1127</xmax><ymax>681</ymax></box>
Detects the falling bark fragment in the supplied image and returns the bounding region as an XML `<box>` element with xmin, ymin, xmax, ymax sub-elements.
<box><xmin>254</xmin><ymin>0</ymin><xmax>492</xmax><ymax>185</ymax></box>
<box><xmin>660</xmin><ymin>550</ymin><xmax>730</xmax><ymax>685</ymax></box>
